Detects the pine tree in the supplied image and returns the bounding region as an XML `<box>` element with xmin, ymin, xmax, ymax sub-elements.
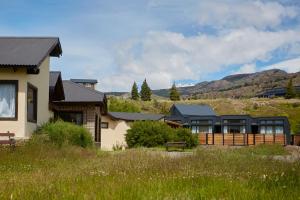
<box><xmin>140</xmin><ymin>79</ymin><xmax>151</xmax><ymax>101</ymax></box>
<box><xmin>285</xmin><ymin>79</ymin><xmax>296</xmax><ymax>99</ymax></box>
<box><xmin>131</xmin><ymin>82</ymin><xmax>139</xmax><ymax>100</ymax></box>
<box><xmin>169</xmin><ymin>83</ymin><xmax>180</xmax><ymax>101</ymax></box>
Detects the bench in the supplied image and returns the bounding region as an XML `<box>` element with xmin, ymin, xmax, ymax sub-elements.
<box><xmin>0</xmin><ymin>132</ymin><xmax>16</xmax><ymax>148</ymax></box>
<box><xmin>165</xmin><ymin>141</ymin><xmax>187</xmax><ymax>151</ymax></box>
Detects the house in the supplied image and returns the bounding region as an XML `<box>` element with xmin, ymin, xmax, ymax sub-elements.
<box><xmin>50</xmin><ymin>76</ymin><xmax>107</xmax><ymax>144</ymax></box>
<box><xmin>165</xmin><ymin>104</ymin><xmax>291</xmax><ymax>145</ymax></box>
<box><xmin>0</xmin><ymin>37</ymin><xmax>63</xmax><ymax>139</ymax></box>
<box><xmin>256</xmin><ymin>86</ymin><xmax>300</xmax><ymax>98</ymax></box>
<box><xmin>101</xmin><ymin>112</ymin><xmax>164</xmax><ymax>150</ymax></box>
<box><xmin>0</xmin><ymin>37</ymin><xmax>108</xmax><ymax>143</ymax></box>
<box><xmin>70</xmin><ymin>79</ymin><xmax>98</xmax><ymax>90</ymax></box>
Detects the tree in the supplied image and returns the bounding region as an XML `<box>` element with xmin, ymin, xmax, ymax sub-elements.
<box><xmin>285</xmin><ymin>79</ymin><xmax>296</xmax><ymax>99</ymax></box>
<box><xmin>131</xmin><ymin>82</ymin><xmax>139</xmax><ymax>100</ymax></box>
<box><xmin>140</xmin><ymin>79</ymin><xmax>152</xmax><ymax>101</ymax></box>
<box><xmin>169</xmin><ymin>83</ymin><xmax>180</xmax><ymax>101</ymax></box>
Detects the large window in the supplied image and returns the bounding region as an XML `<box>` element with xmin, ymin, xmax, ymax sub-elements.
<box><xmin>27</xmin><ymin>83</ymin><xmax>37</xmax><ymax>123</ymax></box>
<box><xmin>56</xmin><ymin>112</ymin><xmax>83</xmax><ymax>125</ymax></box>
<box><xmin>191</xmin><ymin>125</ymin><xmax>212</xmax><ymax>134</ymax></box>
<box><xmin>224</xmin><ymin>125</ymin><xmax>246</xmax><ymax>134</ymax></box>
<box><xmin>260</xmin><ymin>126</ymin><xmax>284</xmax><ymax>134</ymax></box>
<box><xmin>0</xmin><ymin>80</ymin><xmax>18</xmax><ymax>120</ymax></box>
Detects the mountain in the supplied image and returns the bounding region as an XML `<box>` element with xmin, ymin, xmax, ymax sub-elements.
<box><xmin>152</xmin><ymin>69</ymin><xmax>300</xmax><ymax>99</ymax></box>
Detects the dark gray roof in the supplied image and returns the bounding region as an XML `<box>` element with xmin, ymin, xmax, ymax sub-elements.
<box><xmin>0</xmin><ymin>37</ymin><xmax>62</xmax><ymax>68</ymax></box>
<box><xmin>49</xmin><ymin>71</ymin><xmax>65</xmax><ymax>101</ymax></box>
<box><xmin>54</xmin><ymin>80</ymin><xmax>105</xmax><ymax>103</ymax></box>
<box><xmin>50</xmin><ymin>71</ymin><xmax>61</xmax><ymax>87</ymax></box>
<box><xmin>70</xmin><ymin>79</ymin><xmax>98</xmax><ymax>84</ymax></box>
<box><xmin>108</xmin><ymin>112</ymin><xmax>164</xmax><ymax>121</ymax></box>
<box><xmin>174</xmin><ymin>104</ymin><xmax>216</xmax><ymax>116</ymax></box>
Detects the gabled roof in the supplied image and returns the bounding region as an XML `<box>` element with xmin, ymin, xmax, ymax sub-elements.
<box><xmin>174</xmin><ymin>104</ymin><xmax>216</xmax><ymax>116</ymax></box>
<box><xmin>70</xmin><ymin>79</ymin><xmax>98</xmax><ymax>84</ymax></box>
<box><xmin>49</xmin><ymin>71</ymin><xmax>65</xmax><ymax>101</ymax></box>
<box><xmin>54</xmin><ymin>80</ymin><xmax>105</xmax><ymax>104</ymax></box>
<box><xmin>108</xmin><ymin>112</ymin><xmax>164</xmax><ymax>121</ymax></box>
<box><xmin>0</xmin><ymin>37</ymin><xmax>62</xmax><ymax>68</ymax></box>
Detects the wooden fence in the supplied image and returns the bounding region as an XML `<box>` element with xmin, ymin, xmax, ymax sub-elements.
<box><xmin>199</xmin><ymin>133</ymin><xmax>286</xmax><ymax>146</ymax></box>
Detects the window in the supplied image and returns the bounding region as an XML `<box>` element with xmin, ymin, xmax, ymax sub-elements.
<box><xmin>199</xmin><ymin>126</ymin><xmax>213</xmax><ymax>133</ymax></box>
<box><xmin>224</xmin><ymin>125</ymin><xmax>246</xmax><ymax>133</ymax></box>
<box><xmin>101</xmin><ymin>122</ymin><xmax>109</xmax><ymax>129</ymax></box>
<box><xmin>27</xmin><ymin>83</ymin><xmax>37</xmax><ymax>123</ymax></box>
<box><xmin>56</xmin><ymin>112</ymin><xmax>83</xmax><ymax>125</ymax></box>
<box><xmin>275</xmin><ymin>126</ymin><xmax>283</xmax><ymax>134</ymax></box>
<box><xmin>0</xmin><ymin>80</ymin><xmax>18</xmax><ymax>120</ymax></box>
<box><xmin>260</xmin><ymin>126</ymin><xmax>266</xmax><ymax>134</ymax></box>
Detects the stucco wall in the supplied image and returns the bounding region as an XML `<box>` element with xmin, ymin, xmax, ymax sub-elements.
<box><xmin>101</xmin><ymin>115</ymin><xmax>130</xmax><ymax>150</ymax></box>
<box><xmin>0</xmin><ymin>57</ymin><xmax>53</xmax><ymax>139</ymax></box>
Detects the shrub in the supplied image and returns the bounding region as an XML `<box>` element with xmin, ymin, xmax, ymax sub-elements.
<box><xmin>108</xmin><ymin>97</ymin><xmax>141</xmax><ymax>113</ymax></box>
<box><xmin>126</xmin><ymin>121</ymin><xmax>198</xmax><ymax>148</ymax></box>
<box><xmin>34</xmin><ymin>121</ymin><xmax>93</xmax><ymax>148</ymax></box>
<box><xmin>173</xmin><ymin>128</ymin><xmax>198</xmax><ymax>148</ymax></box>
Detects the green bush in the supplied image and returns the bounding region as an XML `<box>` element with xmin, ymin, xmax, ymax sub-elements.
<box><xmin>173</xmin><ymin>128</ymin><xmax>198</xmax><ymax>148</ymax></box>
<box><xmin>126</xmin><ymin>121</ymin><xmax>198</xmax><ymax>148</ymax></box>
<box><xmin>34</xmin><ymin>121</ymin><xmax>93</xmax><ymax>148</ymax></box>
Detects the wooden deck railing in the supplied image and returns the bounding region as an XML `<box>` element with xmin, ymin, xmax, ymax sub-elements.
<box><xmin>199</xmin><ymin>133</ymin><xmax>286</xmax><ymax>146</ymax></box>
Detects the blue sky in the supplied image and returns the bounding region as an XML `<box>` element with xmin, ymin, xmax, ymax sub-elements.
<box><xmin>1</xmin><ymin>0</ymin><xmax>300</xmax><ymax>91</ymax></box>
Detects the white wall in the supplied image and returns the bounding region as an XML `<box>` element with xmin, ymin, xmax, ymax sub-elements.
<box><xmin>101</xmin><ymin>115</ymin><xmax>130</xmax><ymax>150</ymax></box>
<box><xmin>0</xmin><ymin>57</ymin><xmax>53</xmax><ymax>139</ymax></box>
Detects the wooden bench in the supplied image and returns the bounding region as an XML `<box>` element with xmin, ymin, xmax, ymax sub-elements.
<box><xmin>165</xmin><ymin>141</ymin><xmax>187</xmax><ymax>151</ymax></box>
<box><xmin>0</xmin><ymin>132</ymin><xmax>16</xmax><ymax>148</ymax></box>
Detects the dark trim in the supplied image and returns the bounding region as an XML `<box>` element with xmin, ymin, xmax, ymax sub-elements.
<box><xmin>0</xmin><ymin>80</ymin><xmax>18</xmax><ymax>121</ymax></box>
<box><xmin>27</xmin><ymin>82</ymin><xmax>38</xmax><ymax>123</ymax></box>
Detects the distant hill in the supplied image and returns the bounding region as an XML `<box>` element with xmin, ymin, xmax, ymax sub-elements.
<box><xmin>152</xmin><ymin>69</ymin><xmax>300</xmax><ymax>99</ymax></box>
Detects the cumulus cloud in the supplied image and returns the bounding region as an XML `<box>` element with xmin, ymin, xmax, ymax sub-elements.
<box><xmin>99</xmin><ymin>28</ymin><xmax>300</xmax><ymax>91</ymax></box>
<box><xmin>196</xmin><ymin>0</ymin><xmax>298</xmax><ymax>29</ymax></box>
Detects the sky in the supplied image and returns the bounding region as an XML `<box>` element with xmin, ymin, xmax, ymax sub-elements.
<box><xmin>1</xmin><ymin>0</ymin><xmax>300</xmax><ymax>92</ymax></box>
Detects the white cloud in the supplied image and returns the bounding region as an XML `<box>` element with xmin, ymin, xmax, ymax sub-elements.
<box><xmin>98</xmin><ymin>28</ymin><xmax>300</xmax><ymax>91</ymax></box>
<box><xmin>263</xmin><ymin>57</ymin><xmax>300</xmax><ymax>73</ymax></box>
<box><xmin>196</xmin><ymin>0</ymin><xmax>297</xmax><ymax>30</ymax></box>
<box><xmin>234</xmin><ymin>64</ymin><xmax>257</xmax><ymax>74</ymax></box>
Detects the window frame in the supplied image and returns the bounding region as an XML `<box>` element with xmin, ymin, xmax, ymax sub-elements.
<box><xmin>27</xmin><ymin>83</ymin><xmax>38</xmax><ymax>123</ymax></box>
<box><xmin>101</xmin><ymin>122</ymin><xmax>109</xmax><ymax>129</ymax></box>
<box><xmin>0</xmin><ymin>80</ymin><xmax>18</xmax><ymax>121</ymax></box>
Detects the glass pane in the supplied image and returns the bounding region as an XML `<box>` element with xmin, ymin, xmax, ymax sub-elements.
<box><xmin>27</xmin><ymin>87</ymin><xmax>34</xmax><ymax>120</ymax></box>
<box><xmin>0</xmin><ymin>83</ymin><xmax>16</xmax><ymax>118</ymax></box>
<box><xmin>240</xmin><ymin>126</ymin><xmax>246</xmax><ymax>133</ymax></box>
<box><xmin>275</xmin><ymin>126</ymin><xmax>283</xmax><ymax>134</ymax></box>
<box><xmin>191</xmin><ymin>126</ymin><xmax>198</xmax><ymax>134</ymax></box>
<box><xmin>223</xmin><ymin>126</ymin><xmax>228</xmax><ymax>134</ymax></box>
<box><xmin>266</xmin><ymin>126</ymin><xmax>273</xmax><ymax>134</ymax></box>
<box><xmin>260</xmin><ymin>126</ymin><xmax>266</xmax><ymax>134</ymax></box>
<box><xmin>199</xmin><ymin>126</ymin><xmax>209</xmax><ymax>133</ymax></box>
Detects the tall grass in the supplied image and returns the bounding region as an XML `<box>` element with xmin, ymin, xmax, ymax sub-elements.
<box><xmin>0</xmin><ymin>144</ymin><xmax>299</xmax><ymax>199</ymax></box>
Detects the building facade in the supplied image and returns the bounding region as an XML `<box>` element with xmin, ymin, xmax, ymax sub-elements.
<box><xmin>165</xmin><ymin>104</ymin><xmax>291</xmax><ymax>144</ymax></box>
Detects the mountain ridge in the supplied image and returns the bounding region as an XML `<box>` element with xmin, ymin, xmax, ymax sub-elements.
<box><xmin>152</xmin><ymin>69</ymin><xmax>300</xmax><ymax>98</ymax></box>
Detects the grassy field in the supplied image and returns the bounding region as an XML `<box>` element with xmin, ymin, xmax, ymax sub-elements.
<box><xmin>114</xmin><ymin>98</ymin><xmax>300</xmax><ymax>133</ymax></box>
<box><xmin>0</xmin><ymin>144</ymin><xmax>299</xmax><ymax>199</ymax></box>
